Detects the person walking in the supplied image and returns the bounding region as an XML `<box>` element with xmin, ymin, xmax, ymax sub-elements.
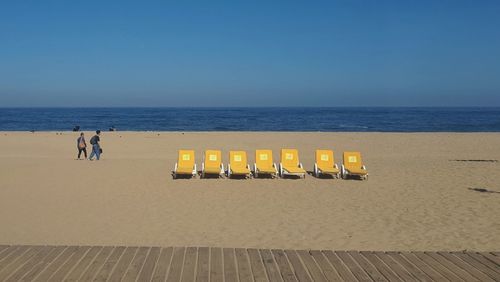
<box><xmin>77</xmin><ymin>132</ymin><xmax>87</xmax><ymax>159</ymax></box>
<box><xmin>88</xmin><ymin>130</ymin><xmax>102</xmax><ymax>161</ymax></box>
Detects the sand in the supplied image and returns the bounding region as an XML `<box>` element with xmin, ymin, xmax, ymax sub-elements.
<box><xmin>0</xmin><ymin>131</ymin><xmax>499</xmax><ymax>251</ymax></box>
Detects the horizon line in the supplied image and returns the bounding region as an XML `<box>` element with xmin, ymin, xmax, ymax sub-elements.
<box><xmin>1</xmin><ymin>106</ymin><xmax>500</xmax><ymax>109</ymax></box>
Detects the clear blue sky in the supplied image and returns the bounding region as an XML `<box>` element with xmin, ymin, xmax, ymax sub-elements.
<box><xmin>1</xmin><ymin>1</ymin><xmax>499</xmax><ymax>107</ymax></box>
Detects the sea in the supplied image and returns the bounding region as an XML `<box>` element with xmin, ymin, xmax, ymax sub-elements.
<box><xmin>0</xmin><ymin>107</ymin><xmax>499</xmax><ymax>132</ymax></box>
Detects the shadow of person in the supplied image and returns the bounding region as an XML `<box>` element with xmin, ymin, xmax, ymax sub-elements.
<box><xmin>468</xmin><ymin>187</ymin><xmax>500</xmax><ymax>194</ymax></box>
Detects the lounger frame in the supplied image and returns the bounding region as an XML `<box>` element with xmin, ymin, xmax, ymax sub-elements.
<box><xmin>314</xmin><ymin>163</ymin><xmax>340</xmax><ymax>178</ymax></box>
<box><xmin>201</xmin><ymin>161</ymin><xmax>225</xmax><ymax>178</ymax></box>
<box><xmin>253</xmin><ymin>163</ymin><xmax>278</xmax><ymax>178</ymax></box>
<box><xmin>227</xmin><ymin>163</ymin><xmax>252</xmax><ymax>179</ymax></box>
<box><xmin>341</xmin><ymin>164</ymin><xmax>368</xmax><ymax>180</ymax></box>
<box><xmin>279</xmin><ymin>163</ymin><xmax>306</xmax><ymax>179</ymax></box>
<box><xmin>173</xmin><ymin>163</ymin><xmax>197</xmax><ymax>179</ymax></box>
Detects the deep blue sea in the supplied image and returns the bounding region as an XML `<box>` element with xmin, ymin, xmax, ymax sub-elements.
<box><xmin>0</xmin><ymin>107</ymin><xmax>499</xmax><ymax>132</ymax></box>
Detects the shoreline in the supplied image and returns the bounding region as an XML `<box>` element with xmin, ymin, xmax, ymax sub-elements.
<box><xmin>3</xmin><ymin>131</ymin><xmax>500</xmax><ymax>133</ymax></box>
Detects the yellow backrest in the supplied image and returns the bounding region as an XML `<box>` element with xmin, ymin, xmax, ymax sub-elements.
<box><xmin>316</xmin><ymin>149</ymin><xmax>334</xmax><ymax>168</ymax></box>
<box><xmin>230</xmin><ymin>151</ymin><xmax>248</xmax><ymax>169</ymax></box>
<box><xmin>178</xmin><ymin>150</ymin><xmax>195</xmax><ymax>168</ymax></box>
<box><xmin>343</xmin><ymin>151</ymin><xmax>363</xmax><ymax>169</ymax></box>
<box><xmin>204</xmin><ymin>150</ymin><xmax>221</xmax><ymax>168</ymax></box>
<box><xmin>255</xmin><ymin>149</ymin><xmax>273</xmax><ymax>168</ymax></box>
<box><xmin>281</xmin><ymin>149</ymin><xmax>299</xmax><ymax>167</ymax></box>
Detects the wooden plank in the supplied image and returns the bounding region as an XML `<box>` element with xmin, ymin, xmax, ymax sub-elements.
<box><xmin>453</xmin><ymin>252</ymin><xmax>500</xmax><ymax>280</ymax></box>
<box><xmin>480</xmin><ymin>252</ymin><xmax>500</xmax><ymax>265</ymax></box>
<box><xmin>439</xmin><ymin>252</ymin><xmax>495</xmax><ymax>282</ymax></box>
<box><xmin>349</xmin><ymin>251</ymin><xmax>388</xmax><ymax>282</ymax></box>
<box><xmin>152</xmin><ymin>247</ymin><xmax>173</xmax><ymax>282</ymax></box>
<box><xmin>210</xmin><ymin>247</ymin><xmax>224</xmax><ymax>282</ymax></box>
<box><xmin>397</xmin><ymin>252</ymin><xmax>446</xmax><ymax>281</ymax></box>
<box><xmin>284</xmin><ymin>249</ymin><xmax>312</xmax><ymax>282</ymax></box>
<box><xmin>0</xmin><ymin>246</ymin><xmax>17</xmax><ymax>262</ymax></box>
<box><xmin>0</xmin><ymin>246</ymin><xmax>8</xmax><ymax>255</ymax></box>
<box><xmin>94</xmin><ymin>246</ymin><xmax>126</xmax><ymax>282</ymax></box>
<box><xmin>235</xmin><ymin>248</ymin><xmax>253</xmax><ymax>282</ymax></box>
<box><xmin>122</xmin><ymin>246</ymin><xmax>150</xmax><ymax>282</ymax></box>
<box><xmin>223</xmin><ymin>248</ymin><xmax>238</xmax><ymax>282</ymax></box>
<box><xmin>360</xmin><ymin>251</ymin><xmax>402</xmax><ymax>282</ymax></box>
<box><xmin>297</xmin><ymin>250</ymin><xmax>326</xmax><ymax>282</ymax></box>
<box><xmin>0</xmin><ymin>246</ymin><xmax>10</xmax><ymax>265</ymax></box>
<box><xmin>374</xmin><ymin>252</ymin><xmax>417</xmax><ymax>281</ymax></box>
<box><xmin>310</xmin><ymin>250</ymin><xmax>343</xmax><ymax>282</ymax></box>
<box><xmin>196</xmin><ymin>247</ymin><xmax>210</xmax><ymax>282</ymax></box>
<box><xmin>108</xmin><ymin>247</ymin><xmax>138</xmax><ymax>282</ymax></box>
<box><xmin>138</xmin><ymin>246</ymin><xmax>161</xmax><ymax>282</ymax></box>
<box><xmin>387</xmin><ymin>252</ymin><xmax>431</xmax><ymax>281</ymax></box>
<box><xmin>248</xmin><ymin>248</ymin><xmax>270</xmax><ymax>282</ymax></box>
<box><xmin>0</xmin><ymin>246</ymin><xmax>43</xmax><ymax>281</ymax></box>
<box><xmin>425</xmin><ymin>252</ymin><xmax>479</xmax><ymax>281</ymax></box>
<box><xmin>34</xmin><ymin>246</ymin><xmax>78</xmax><ymax>281</ymax></box>
<box><xmin>46</xmin><ymin>246</ymin><xmax>90</xmax><ymax>281</ymax></box>
<box><xmin>2</xmin><ymin>245</ymin><xmax>500</xmax><ymax>282</ymax></box>
<box><xmin>322</xmin><ymin>250</ymin><xmax>357</xmax><ymax>281</ymax></box>
<box><xmin>5</xmin><ymin>245</ymin><xmax>54</xmax><ymax>282</ymax></box>
<box><xmin>18</xmin><ymin>246</ymin><xmax>68</xmax><ymax>281</ymax></box>
<box><xmin>181</xmin><ymin>247</ymin><xmax>197</xmax><ymax>282</ymax></box>
<box><xmin>412</xmin><ymin>252</ymin><xmax>462</xmax><ymax>281</ymax></box>
<box><xmin>77</xmin><ymin>246</ymin><xmax>113</xmax><ymax>281</ymax></box>
<box><xmin>336</xmin><ymin>251</ymin><xmax>372</xmax><ymax>282</ymax></box>
<box><xmin>272</xmin><ymin>249</ymin><xmax>299</xmax><ymax>282</ymax></box>
<box><xmin>167</xmin><ymin>246</ymin><xmax>186</xmax><ymax>282</ymax></box>
<box><xmin>64</xmin><ymin>246</ymin><xmax>102</xmax><ymax>281</ymax></box>
<box><xmin>260</xmin><ymin>249</ymin><xmax>283</xmax><ymax>282</ymax></box>
<box><xmin>463</xmin><ymin>252</ymin><xmax>500</xmax><ymax>276</ymax></box>
<box><xmin>0</xmin><ymin>246</ymin><xmax>32</xmax><ymax>274</ymax></box>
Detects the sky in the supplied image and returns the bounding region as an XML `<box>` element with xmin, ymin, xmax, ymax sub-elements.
<box><xmin>1</xmin><ymin>1</ymin><xmax>499</xmax><ymax>107</ymax></box>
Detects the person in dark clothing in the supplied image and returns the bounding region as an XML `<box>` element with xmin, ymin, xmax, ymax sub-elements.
<box><xmin>77</xmin><ymin>132</ymin><xmax>87</xmax><ymax>159</ymax></box>
<box><xmin>88</xmin><ymin>130</ymin><xmax>102</xmax><ymax>161</ymax></box>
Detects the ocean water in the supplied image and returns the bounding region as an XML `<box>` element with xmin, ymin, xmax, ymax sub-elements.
<box><xmin>0</xmin><ymin>107</ymin><xmax>499</xmax><ymax>132</ymax></box>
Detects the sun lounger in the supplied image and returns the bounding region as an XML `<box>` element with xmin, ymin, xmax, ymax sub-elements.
<box><xmin>173</xmin><ymin>150</ymin><xmax>197</xmax><ymax>178</ymax></box>
<box><xmin>314</xmin><ymin>149</ymin><xmax>340</xmax><ymax>178</ymax></box>
<box><xmin>202</xmin><ymin>150</ymin><xmax>224</xmax><ymax>178</ymax></box>
<box><xmin>227</xmin><ymin>151</ymin><xmax>251</xmax><ymax>178</ymax></box>
<box><xmin>342</xmin><ymin>151</ymin><xmax>368</xmax><ymax>180</ymax></box>
<box><xmin>279</xmin><ymin>149</ymin><xmax>306</xmax><ymax>178</ymax></box>
<box><xmin>254</xmin><ymin>149</ymin><xmax>278</xmax><ymax>178</ymax></box>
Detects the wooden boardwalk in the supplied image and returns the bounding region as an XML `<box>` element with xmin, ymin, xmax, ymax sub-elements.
<box><xmin>0</xmin><ymin>245</ymin><xmax>499</xmax><ymax>281</ymax></box>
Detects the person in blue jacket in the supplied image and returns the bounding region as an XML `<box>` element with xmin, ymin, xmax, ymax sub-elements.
<box><xmin>88</xmin><ymin>130</ymin><xmax>102</xmax><ymax>161</ymax></box>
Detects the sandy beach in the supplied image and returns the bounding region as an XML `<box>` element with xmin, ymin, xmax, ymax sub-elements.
<box><xmin>0</xmin><ymin>131</ymin><xmax>499</xmax><ymax>251</ymax></box>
